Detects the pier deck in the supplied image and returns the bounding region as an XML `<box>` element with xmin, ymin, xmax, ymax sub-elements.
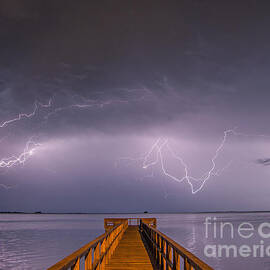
<box><xmin>47</xmin><ymin>217</ymin><xmax>213</xmax><ymax>270</ymax></box>
<box><xmin>105</xmin><ymin>226</ymin><xmax>153</xmax><ymax>270</ymax></box>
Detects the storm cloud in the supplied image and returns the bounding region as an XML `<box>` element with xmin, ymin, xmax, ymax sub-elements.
<box><xmin>0</xmin><ymin>1</ymin><xmax>270</xmax><ymax>212</ymax></box>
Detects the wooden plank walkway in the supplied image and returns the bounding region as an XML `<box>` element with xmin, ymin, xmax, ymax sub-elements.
<box><xmin>47</xmin><ymin>218</ymin><xmax>214</xmax><ymax>270</ymax></box>
<box><xmin>105</xmin><ymin>226</ymin><xmax>153</xmax><ymax>270</ymax></box>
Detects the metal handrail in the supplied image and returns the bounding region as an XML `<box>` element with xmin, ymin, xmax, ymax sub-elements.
<box><xmin>140</xmin><ymin>221</ymin><xmax>213</xmax><ymax>270</ymax></box>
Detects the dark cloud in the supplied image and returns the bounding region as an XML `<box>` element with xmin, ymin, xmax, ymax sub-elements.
<box><xmin>1</xmin><ymin>1</ymin><xmax>270</xmax><ymax>212</ymax></box>
<box><xmin>0</xmin><ymin>0</ymin><xmax>39</xmax><ymax>20</ymax></box>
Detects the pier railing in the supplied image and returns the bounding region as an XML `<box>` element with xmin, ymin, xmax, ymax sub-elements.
<box><xmin>104</xmin><ymin>217</ymin><xmax>156</xmax><ymax>231</ymax></box>
<box><xmin>140</xmin><ymin>221</ymin><xmax>213</xmax><ymax>270</ymax></box>
<box><xmin>47</xmin><ymin>220</ymin><xmax>128</xmax><ymax>270</ymax></box>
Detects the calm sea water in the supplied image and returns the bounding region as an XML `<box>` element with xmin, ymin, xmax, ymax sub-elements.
<box><xmin>0</xmin><ymin>213</ymin><xmax>270</xmax><ymax>270</ymax></box>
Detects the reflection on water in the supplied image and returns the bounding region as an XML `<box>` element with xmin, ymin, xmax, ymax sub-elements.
<box><xmin>0</xmin><ymin>213</ymin><xmax>270</xmax><ymax>269</ymax></box>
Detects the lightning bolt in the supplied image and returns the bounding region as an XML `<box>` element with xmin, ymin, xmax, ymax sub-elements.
<box><xmin>0</xmin><ymin>99</ymin><xmax>48</xmax><ymax>175</ymax></box>
<box><xmin>0</xmin><ymin>139</ymin><xmax>41</xmax><ymax>169</ymax></box>
<box><xmin>133</xmin><ymin>129</ymin><xmax>237</xmax><ymax>194</ymax></box>
<box><xmin>2</xmin><ymin>89</ymin><xmax>268</xmax><ymax>195</ymax></box>
<box><xmin>0</xmin><ymin>99</ymin><xmax>52</xmax><ymax>128</ymax></box>
<box><xmin>44</xmin><ymin>90</ymin><xmax>149</xmax><ymax>120</ymax></box>
<box><xmin>0</xmin><ymin>89</ymin><xmax>148</xmax><ymax>174</ymax></box>
<box><xmin>44</xmin><ymin>98</ymin><xmax>129</xmax><ymax>119</ymax></box>
<box><xmin>0</xmin><ymin>85</ymin><xmax>151</xmax><ymax>130</ymax></box>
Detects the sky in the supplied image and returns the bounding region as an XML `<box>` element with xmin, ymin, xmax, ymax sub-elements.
<box><xmin>0</xmin><ymin>0</ymin><xmax>270</xmax><ymax>213</ymax></box>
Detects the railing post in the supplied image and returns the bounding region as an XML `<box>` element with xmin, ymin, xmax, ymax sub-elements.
<box><xmin>156</xmin><ymin>234</ymin><xmax>159</xmax><ymax>266</ymax></box>
<box><xmin>153</xmin><ymin>231</ymin><xmax>156</xmax><ymax>261</ymax></box>
<box><xmin>111</xmin><ymin>231</ymin><xmax>115</xmax><ymax>255</ymax></box>
<box><xmin>167</xmin><ymin>244</ymin><xmax>172</xmax><ymax>270</ymax></box>
<box><xmin>94</xmin><ymin>242</ymin><xmax>100</xmax><ymax>270</ymax></box>
<box><xmin>85</xmin><ymin>248</ymin><xmax>92</xmax><ymax>270</ymax></box>
<box><xmin>156</xmin><ymin>233</ymin><xmax>159</xmax><ymax>265</ymax></box>
<box><xmin>184</xmin><ymin>257</ymin><xmax>191</xmax><ymax>270</ymax></box>
<box><xmin>159</xmin><ymin>236</ymin><xmax>162</xmax><ymax>268</ymax></box>
<box><xmin>100</xmin><ymin>238</ymin><xmax>106</xmax><ymax>270</ymax></box>
<box><xmin>151</xmin><ymin>229</ymin><xmax>154</xmax><ymax>253</ymax></box>
<box><xmin>71</xmin><ymin>258</ymin><xmax>80</xmax><ymax>270</ymax></box>
<box><xmin>106</xmin><ymin>235</ymin><xmax>110</xmax><ymax>263</ymax></box>
<box><xmin>173</xmin><ymin>249</ymin><xmax>180</xmax><ymax>270</ymax></box>
<box><xmin>162</xmin><ymin>238</ymin><xmax>166</xmax><ymax>270</ymax></box>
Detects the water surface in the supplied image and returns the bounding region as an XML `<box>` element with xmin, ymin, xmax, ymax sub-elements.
<box><xmin>1</xmin><ymin>213</ymin><xmax>270</xmax><ymax>269</ymax></box>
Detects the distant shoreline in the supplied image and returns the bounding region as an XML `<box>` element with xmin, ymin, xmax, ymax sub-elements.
<box><xmin>1</xmin><ymin>211</ymin><xmax>270</xmax><ymax>214</ymax></box>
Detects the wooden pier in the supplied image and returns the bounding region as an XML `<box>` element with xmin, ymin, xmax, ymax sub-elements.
<box><xmin>47</xmin><ymin>218</ymin><xmax>213</xmax><ymax>270</ymax></box>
